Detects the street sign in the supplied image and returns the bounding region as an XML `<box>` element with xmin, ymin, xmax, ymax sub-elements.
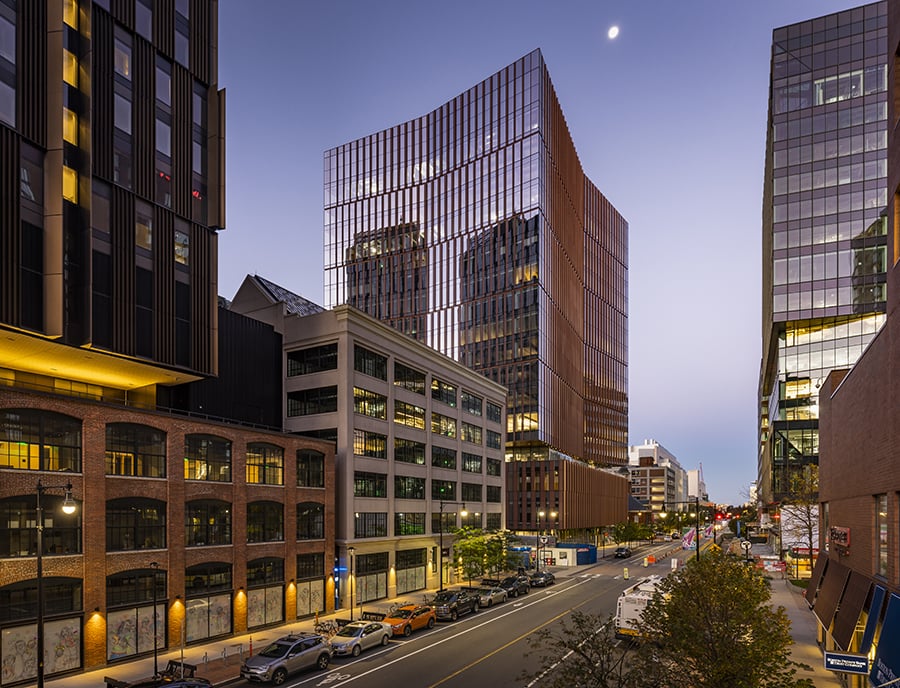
<box><xmin>741</xmin><ymin>540</ymin><xmax>752</xmax><ymax>553</ymax></box>
<box><xmin>540</xmin><ymin>536</ymin><xmax>549</xmax><ymax>545</ymax></box>
<box><xmin>824</xmin><ymin>651</ymin><xmax>869</xmax><ymax>674</ymax></box>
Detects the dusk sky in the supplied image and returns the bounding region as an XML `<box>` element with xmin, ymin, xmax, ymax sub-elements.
<box><xmin>217</xmin><ymin>0</ymin><xmax>856</xmax><ymax>506</ymax></box>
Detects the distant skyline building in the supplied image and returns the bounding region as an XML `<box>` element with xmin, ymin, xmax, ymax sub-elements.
<box><xmin>627</xmin><ymin>439</ymin><xmax>688</xmax><ymax>514</ymax></box>
<box><xmin>323</xmin><ymin>49</ymin><xmax>629</xmax><ymax>534</ymax></box>
<box><xmin>759</xmin><ymin>1</ymin><xmax>889</xmax><ymax>510</ymax></box>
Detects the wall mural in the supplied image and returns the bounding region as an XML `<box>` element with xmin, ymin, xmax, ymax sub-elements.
<box><xmin>1</xmin><ymin>618</ymin><xmax>81</xmax><ymax>685</ymax></box>
<box><xmin>295</xmin><ymin>580</ymin><xmax>325</xmax><ymax>617</ymax></box>
<box><xmin>107</xmin><ymin>604</ymin><xmax>164</xmax><ymax>661</ymax></box>
<box><xmin>185</xmin><ymin>594</ymin><xmax>232</xmax><ymax>643</ymax></box>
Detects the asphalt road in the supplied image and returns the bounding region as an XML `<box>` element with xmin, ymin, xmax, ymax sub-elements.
<box><xmin>235</xmin><ymin>543</ymin><xmax>687</xmax><ymax>688</ymax></box>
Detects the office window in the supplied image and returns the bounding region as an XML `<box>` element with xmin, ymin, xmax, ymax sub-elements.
<box><xmin>462</xmin><ymin>483</ymin><xmax>482</xmax><ymax>502</ymax></box>
<box><xmin>63</xmin><ymin>107</ymin><xmax>78</xmax><ymax>145</ymax></box>
<box><xmin>395</xmin><ymin>401</ymin><xmax>425</xmax><ymax>430</ymax></box>
<box><xmin>184</xmin><ymin>434</ymin><xmax>231</xmax><ymax>482</ymax></box>
<box><xmin>287</xmin><ymin>344</ymin><xmax>337</xmax><ymax>375</ymax></box>
<box><xmin>354</xmin><ymin>345</ymin><xmax>387</xmax><ymax>380</ymax></box>
<box><xmin>461</xmin><ymin>392</ymin><xmax>483</xmax><ymax>416</ymax></box>
<box><xmin>354</xmin><ymin>471</ymin><xmax>387</xmax><ymax>498</ymax></box>
<box><xmin>431</xmin><ymin>413</ymin><xmax>456</xmax><ymax>438</ymax></box>
<box><xmin>0</xmin><ymin>10</ymin><xmax>15</xmax><ymax>126</ymax></box>
<box><xmin>876</xmin><ymin>494</ymin><xmax>888</xmax><ymax>577</ymax></box>
<box><xmin>395</xmin><ymin>512</ymin><xmax>425</xmax><ymax>536</ymax></box>
<box><xmin>462</xmin><ymin>452</ymin><xmax>482</xmax><ymax>473</ymax></box>
<box><xmin>394</xmin><ymin>437</ymin><xmax>425</xmax><ymax>465</ymax></box>
<box><xmin>432</xmin><ymin>480</ymin><xmax>456</xmax><ymax>501</ymax></box>
<box><xmin>353</xmin><ymin>430</ymin><xmax>387</xmax><ymax>459</ymax></box>
<box><xmin>247</xmin><ymin>502</ymin><xmax>283</xmax><ymax>543</ymax></box>
<box><xmin>394</xmin><ymin>475</ymin><xmax>425</xmax><ymax>500</ymax></box>
<box><xmin>107</xmin><ymin>569</ymin><xmax>163</xmax><ymax>608</ymax></box>
<box><xmin>247</xmin><ymin>557</ymin><xmax>284</xmax><ymax>585</ymax></box>
<box><xmin>156</xmin><ymin>58</ymin><xmax>171</xmax><ymax>105</ymax></box>
<box><xmin>486</xmin><ymin>513</ymin><xmax>502</xmax><ymax>530</ymax></box>
<box><xmin>246</xmin><ymin>443</ymin><xmax>284</xmax><ymax>485</ymax></box>
<box><xmin>354</xmin><ymin>512</ymin><xmax>387</xmax><ymax>538</ymax></box>
<box><xmin>394</xmin><ymin>362</ymin><xmax>426</xmax><ymax>394</ymax></box>
<box><xmin>114</xmin><ymin>93</ymin><xmax>131</xmax><ymax>133</ymax></box>
<box><xmin>354</xmin><ymin>387</ymin><xmax>387</xmax><ymax>419</ymax></box>
<box><xmin>185</xmin><ymin>500</ymin><xmax>231</xmax><ymax>547</ymax></box>
<box><xmin>62</xmin><ymin>166</ymin><xmax>78</xmax><ymax>203</ymax></box>
<box><xmin>486</xmin><ymin>402</ymin><xmax>502</xmax><ymax>424</ymax></box>
<box><xmin>105</xmin><ymin>423</ymin><xmax>166</xmax><ymax>478</ymax></box>
<box><xmin>135</xmin><ymin>0</ymin><xmax>152</xmax><ymax>40</ymax></box>
<box><xmin>461</xmin><ymin>423</ymin><xmax>483</xmax><ymax>445</ymax></box>
<box><xmin>114</xmin><ymin>36</ymin><xmax>131</xmax><ymax>80</ymax></box>
<box><xmin>287</xmin><ymin>387</ymin><xmax>337</xmax><ymax>416</ymax></box>
<box><xmin>431</xmin><ymin>446</ymin><xmax>456</xmax><ymax>470</ymax></box>
<box><xmin>135</xmin><ymin>201</ymin><xmax>153</xmax><ymax>251</ymax></box>
<box><xmin>486</xmin><ymin>429</ymin><xmax>502</xmax><ymax>449</ymax></box>
<box><xmin>296</xmin><ymin>553</ymin><xmax>324</xmax><ymax>580</ymax></box>
<box><xmin>175</xmin><ymin>230</ymin><xmax>189</xmax><ymax>265</ymax></box>
<box><xmin>486</xmin><ymin>458</ymin><xmax>502</xmax><ymax>476</ymax></box>
<box><xmin>0</xmin><ymin>408</ymin><xmax>81</xmax><ymax>472</ymax></box>
<box><xmin>155</xmin><ymin>117</ymin><xmax>171</xmax><ymax>157</ymax></box>
<box><xmin>106</xmin><ymin>498</ymin><xmax>166</xmax><ymax>550</ymax></box>
<box><xmin>297</xmin><ymin>449</ymin><xmax>325</xmax><ymax>488</ymax></box>
<box><xmin>431</xmin><ymin>379</ymin><xmax>457</xmax><ymax>407</ymax></box>
<box><xmin>0</xmin><ymin>495</ymin><xmax>81</xmax><ymax>557</ymax></box>
<box><xmin>297</xmin><ymin>502</ymin><xmax>324</xmax><ymax>540</ymax></box>
<box><xmin>486</xmin><ymin>485</ymin><xmax>502</xmax><ymax>503</ymax></box>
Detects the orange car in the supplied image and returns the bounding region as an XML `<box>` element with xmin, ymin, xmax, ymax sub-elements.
<box><xmin>382</xmin><ymin>604</ymin><xmax>436</xmax><ymax>637</ymax></box>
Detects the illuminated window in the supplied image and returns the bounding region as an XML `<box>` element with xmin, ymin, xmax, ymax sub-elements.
<box><xmin>114</xmin><ymin>37</ymin><xmax>131</xmax><ymax>80</ymax></box>
<box><xmin>62</xmin><ymin>166</ymin><xmax>78</xmax><ymax>203</ymax></box>
<box><xmin>63</xmin><ymin>0</ymin><xmax>78</xmax><ymax>29</ymax></box>
<box><xmin>63</xmin><ymin>50</ymin><xmax>78</xmax><ymax>87</ymax></box>
<box><xmin>135</xmin><ymin>202</ymin><xmax>152</xmax><ymax>251</ymax></box>
<box><xmin>63</xmin><ymin>108</ymin><xmax>78</xmax><ymax>144</ymax></box>
<box><xmin>175</xmin><ymin>230</ymin><xmax>189</xmax><ymax>265</ymax></box>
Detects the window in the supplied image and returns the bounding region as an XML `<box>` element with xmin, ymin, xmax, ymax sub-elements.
<box><xmin>394</xmin><ymin>475</ymin><xmax>425</xmax><ymax>500</ymax></box>
<box><xmin>353</xmin><ymin>430</ymin><xmax>387</xmax><ymax>459</ymax></box>
<box><xmin>461</xmin><ymin>511</ymin><xmax>481</xmax><ymax>528</ymax></box>
<box><xmin>184</xmin><ymin>434</ymin><xmax>231</xmax><ymax>482</ymax></box>
<box><xmin>287</xmin><ymin>387</ymin><xmax>337</xmax><ymax>416</ymax></box>
<box><xmin>0</xmin><ymin>578</ymin><xmax>82</xmax><ymax>623</ymax></box>
<box><xmin>431</xmin><ymin>511</ymin><xmax>456</xmax><ymax>534</ymax></box>
<box><xmin>395</xmin><ymin>512</ymin><xmax>425</xmax><ymax>536</ymax></box>
<box><xmin>486</xmin><ymin>429</ymin><xmax>502</xmax><ymax>449</ymax></box>
<box><xmin>185</xmin><ymin>500</ymin><xmax>231</xmax><ymax>546</ymax></box>
<box><xmin>486</xmin><ymin>402</ymin><xmax>502</xmax><ymax>424</ymax></box>
<box><xmin>462</xmin><ymin>483</ymin><xmax>482</xmax><ymax>502</ymax></box>
<box><xmin>394</xmin><ymin>437</ymin><xmax>425</xmax><ymax>465</ymax></box>
<box><xmin>486</xmin><ymin>458</ymin><xmax>502</xmax><ymax>477</ymax></box>
<box><xmin>114</xmin><ymin>93</ymin><xmax>132</xmax><ymax>133</ymax></box>
<box><xmin>63</xmin><ymin>107</ymin><xmax>78</xmax><ymax>145</ymax></box>
<box><xmin>246</xmin><ymin>443</ymin><xmax>283</xmax><ymax>485</ymax></box>
<box><xmin>431</xmin><ymin>446</ymin><xmax>456</xmax><ymax>470</ymax></box>
<box><xmin>431</xmin><ymin>413</ymin><xmax>457</xmax><ymax>437</ymax></box>
<box><xmin>107</xmin><ymin>568</ymin><xmax>163</xmax><ymax>608</ymax></box>
<box><xmin>247</xmin><ymin>558</ymin><xmax>284</xmax><ymax>586</ymax></box>
<box><xmin>0</xmin><ymin>495</ymin><xmax>81</xmax><ymax>557</ymax></box>
<box><xmin>186</xmin><ymin>563</ymin><xmax>232</xmax><ymax>594</ymax></box>
<box><xmin>287</xmin><ymin>344</ymin><xmax>337</xmax><ymax>375</ymax></box>
<box><xmin>155</xmin><ymin>59</ymin><xmax>171</xmax><ymax>105</ymax></box>
<box><xmin>354</xmin><ymin>387</ymin><xmax>387</xmax><ymax>419</ymax></box>
<box><xmin>354</xmin><ymin>512</ymin><xmax>387</xmax><ymax>538</ymax></box>
<box><xmin>462</xmin><ymin>452</ymin><xmax>482</xmax><ymax>473</ymax></box>
<box><xmin>394</xmin><ymin>362</ymin><xmax>426</xmax><ymax>394</ymax></box>
<box><xmin>247</xmin><ymin>502</ymin><xmax>283</xmax><ymax>542</ymax></box>
<box><xmin>487</xmin><ymin>485</ymin><xmax>502</xmax><ymax>503</ymax></box>
<box><xmin>62</xmin><ymin>166</ymin><xmax>78</xmax><ymax>203</ymax></box>
<box><xmin>297</xmin><ymin>553</ymin><xmax>324</xmax><ymax>580</ymax></box>
<box><xmin>106</xmin><ymin>498</ymin><xmax>166</xmax><ymax>550</ymax></box>
<box><xmin>485</xmin><ymin>513</ymin><xmax>502</xmax><ymax>530</ymax></box>
<box><xmin>354</xmin><ymin>345</ymin><xmax>387</xmax><ymax>380</ymax></box>
<box><xmin>432</xmin><ymin>480</ymin><xmax>456</xmax><ymax>501</ymax></box>
<box><xmin>297</xmin><ymin>449</ymin><xmax>325</xmax><ymax>487</ymax></box>
<box><xmin>135</xmin><ymin>0</ymin><xmax>152</xmax><ymax>40</ymax></box>
<box><xmin>114</xmin><ymin>36</ymin><xmax>131</xmax><ymax>80</ymax></box>
<box><xmin>297</xmin><ymin>502</ymin><xmax>324</xmax><ymax>540</ymax></box>
<box><xmin>461</xmin><ymin>423</ymin><xmax>483</xmax><ymax>445</ymax></box>
<box><xmin>394</xmin><ymin>401</ymin><xmax>425</xmax><ymax>430</ymax></box>
<box><xmin>156</xmin><ymin>117</ymin><xmax>171</xmax><ymax>157</ymax></box>
<box><xmin>461</xmin><ymin>392</ymin><xmax>482</xmax><ymax>416</ymax></box>
<box><xmin>0</xmin><ymin>409</ymin><xmax>81</xmax><ymax>472</ymax></box>
<box><xmin>431</xmin><ymin>379</ymin><xmax>457</xmax><ymax>407</ymax></box>
<box><xmin>63</xmin><ymin>49</ymin><xmax>78</xmax><ymax>87</ymax></box>
<box><xmin>876</xmin><ymin>494</ymin><xmax>888</xmax><ymax>577</ymax></box>
<box><xmin>135</xmin><ymin>201</ymin><xmax>153</xmax><ymax>251</ymax></box>
<box><xmin>106</xmin><ymin>423</ymin><xmax>166</xmax><ymax>477</ymax></box>
<box><xmin>0</xmin><ymin>12</ymin><xmax>15</xmax><ymax>127</ymax></box>
<box><xmin>354</xmin><ymin>471</ymin><xmax>387</xmax><ymax>498</ymax></box>
<box><xmin>174</xmin><ymin>230</ymin><xmax>189</xmax><ymax>265</ymax></box>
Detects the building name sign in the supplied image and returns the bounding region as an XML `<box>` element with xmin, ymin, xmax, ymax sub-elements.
<box><xmin>830</xmin><ymin>526</ymin><xmax>850</xmax><ymax>548</ymax></box>
<box><xmin>824</xmin><ymin>651</ymin><xmax>868</xmax><ymax>674</ymax></box>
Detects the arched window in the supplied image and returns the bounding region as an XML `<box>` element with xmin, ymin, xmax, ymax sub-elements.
<box><xmin>296</xmin><ymin>502</ymin><xmax>324</xmax><ymax>540</ymax></box>
<box><xmin>247</xmin><ymin>501</ymin><xmax>283</xmax><ymax>543</ymax></box>
<box><xmin>0</xmin><ymin>495</ymin><xmax>81</xmax><ymax>557</ymax></box>
<box><xmin>0</xmin><ymin>408</ymin><xmax>81</xmax><ymax>472</ymax></box>
<box><xmin>184</xmin><ymin>434</ymin><xmax>231</xmax><ymax>482</ymax></box>
<box><xmin>0</xmin><ymin>577</ymin><xmax>83</xmax><ymax>622</ymax></box>
<box><xmin>246</xmin><ymin>442</ymin><xmax>283</xmax><ymax>485</ymax></box>
<box><xmin>106</xmin><ymin>423</ymin><xmax>166</xmax><ymax>477</ymax></box>
<box><xmin>106</xmin><ymin>497</ymin><xmax>166</xmax><ymax>550</ymax></box>
<box><xmin>185</xmin><ymin>500</ymin><xmax>231</xmax><ymax>546</ymax></box>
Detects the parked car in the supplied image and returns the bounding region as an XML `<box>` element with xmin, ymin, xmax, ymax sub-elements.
<box><xmin>476</xmin><ymin>586</ymin><xmax>508</xmax><ymax>607</ymax></box>
<box><xmin>498</xmin><ymin>575</ymin><xmax>531</xmax><ymax>597</ymax></box>
<box><xmin>329</xmin><ymin>621</ymin><xmax>392</xmax><ymax>657</ymax></box>
<box><xmin>240</xmin><ymin>633</ymin><xmax>331</xmax><ymax>684</ymax></box>
<box><xmin>431</xmin><ymin>588</ymin><xmax>480</xmax><ymax>620</ymax></box>
<box><xmin>382</xmin><ymin>604</ymin><xmax>436</xmax><ymax>637</ymax></box>
<box><xmin>530</xmin><ymin>570</ymin><xmax>556</xmax><ymax>587</ymax></box>
<box><xmin>614</xmin><ymin>546</ymin><xmax>632</xmax><ymax>558</ymax></box>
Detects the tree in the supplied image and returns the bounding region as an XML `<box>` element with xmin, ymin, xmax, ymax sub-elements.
<box><xmin>635</xmin><ymin>551</ymin><xmax>815</xmax><ymax>688</ymax></box>
<box><xmin>453</xmin><ymin>528</ymin><xmax>522</xmax><ymax>583</ymax></box>
<box><xmin>780</xmin><ymin>465</ymin><xmax>818</xmax><ymax>578</ymax></box>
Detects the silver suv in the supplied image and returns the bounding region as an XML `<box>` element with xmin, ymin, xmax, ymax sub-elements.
<box><xmin>240</xmin><ymin>633</ymin><xmax>331</xmax><ymax>684</ymax></box>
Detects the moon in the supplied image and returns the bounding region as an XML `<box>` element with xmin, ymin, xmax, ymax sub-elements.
<box><xmin>608</xmin><ymin>25</ymin><xmax>619</xmax><ymax>40</ymax></box>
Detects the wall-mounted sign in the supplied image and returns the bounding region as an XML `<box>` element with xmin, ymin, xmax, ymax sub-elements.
<box><xmin>824</xmin><ymin>651</ymin><xmax>868</xmax><ymax>674</ymax></box>
<box><xmin>830</xmin><ymin>526</ymin><xmax>851</xmax><ymax>548</ymax></box>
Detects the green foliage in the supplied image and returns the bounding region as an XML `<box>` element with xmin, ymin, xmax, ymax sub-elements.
<box><xmin>635</xmin><ymin>551</ymin><xmax>815</xmax><ymax>688</ymax></box>
<box><xmin>453</xmin><ymin>528</ymin><xmax>522</xmax><ymax>583</ymax></box>
<box><xmin>612</xmin><ymin>521</ymin><xmax>644</xmax><ymax>544</ymax></box>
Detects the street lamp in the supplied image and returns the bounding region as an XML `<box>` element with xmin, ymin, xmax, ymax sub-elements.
<box><xmin>150</xmin><ymin>562</ymin><xmax>160</xmax><ymax>679</ymax></box>
<box><xmin>438</xmin><ymin>500</ymin><xmax>466</xmax><ymax>591</ymax></box>
<box><xmin>660</xmin><ymin>496</ymin><xmax>702</xmax><ymax>562</ymax></box>
<box><xmin>536</xmin><ymin>506</ymin><xmax>557</xmax><ymax>572</ymax></box>
<box><xmin>347</xmin><ymin>547</ymin><xmax>355</xmax><ymax>621</ymax></box>
<box><xmin>35</xmin><ymin>480</ymin><xmax>77</xmax><ymax>688</ymax></box>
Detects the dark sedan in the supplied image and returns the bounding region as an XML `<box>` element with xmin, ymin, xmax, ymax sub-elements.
<box><xmin>530</xmin><ymin>570</ymin><xmax>556</xmax><ymax>587</ymax></box>
<box><xmin>498</xmin><ymin>575</ymin><xmax>530</xmax><ymax>597</ymax></box>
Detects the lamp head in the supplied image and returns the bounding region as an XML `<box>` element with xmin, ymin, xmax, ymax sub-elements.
<box><xmin>61</xmin><ymin>483</ymin><xmax>76</xmax><ymax>515</ymax></box>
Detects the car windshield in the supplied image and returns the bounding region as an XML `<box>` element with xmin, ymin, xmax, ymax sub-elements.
<box><xmin>389</xmin><ymin>609</ymin><xmax>412</xmax><ymax>619</ymax></box>
<box><xmin>258</xmin><ymin>642</ymin><xmax>291</xmax><ymax>658</ymax></box>
<box><xmin>433</xmin><ymin>592</ymin><xmax>454</xmax><ymax>602</ymax></box>
<box><xmin>335</xmin><ymin>625</ymin><xmax>364</xmax><ymax>638</ymax></box>
<box><xmin>500</xmin><ymin>577</ymin><xmax>515</xmax><ymax>584</ymax></box>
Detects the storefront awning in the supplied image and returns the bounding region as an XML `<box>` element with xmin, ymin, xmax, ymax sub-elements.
<box><xmin>812</xmin><ymin>559</ymin><xmax>850</xmax><ymax>630</ymax></box>
<box><xmin>832</xmin><ymin>571</ymin><xmax>871</xmax><ymax>651</ymax></box>
<box><xmin>805</xmin><ymin>553</ymin><xmax>828</xmax><ymax>609</ymax></box>
<box><xmin>860</xmin><ymin>585</ymin><xmax>886</xmax><ymax>656</ymax></box>
<box><xmin>870</xmin><ymin>593</ymin><xmax>900</xmax><ymax>686</ymax></box>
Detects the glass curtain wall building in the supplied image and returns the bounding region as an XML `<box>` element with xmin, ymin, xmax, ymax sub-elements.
<box><xmin>759</xmin><ymin>2</ymin><xmax>888</xmax><ymax>507</ymax></box>
<box><xmin>323</xmin><ymin>49</ymin><xmax>628</xmax><ymax>478</ymax></box>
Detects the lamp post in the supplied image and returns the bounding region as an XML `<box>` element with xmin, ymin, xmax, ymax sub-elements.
<box><xmin>438</xmin><ymin>500</ymin><xmax>466</xmax><ymax>591</ymax></box>
<box><xmin>35</xmin><ymin>480</ymin><xmax>77</xmax><ymax>688</ymax></box>
<box><xmin>661</xmin><ymin>496</ymin><xmax>702</xmax><ymax>562</ymax></box>
<box><xmin>536</xmin><ymin>506</ymin><xmax>557</xmax><ymax>572</ymax></box>
<box><xmin>347</xmin><ymin>546</ymin><xmax>355</xmax><ymax>621</ymax></box>
<box><xmin>150</xmin><ymin>562</ymin><xmax>160</xmax><ymax>679</ymax></box>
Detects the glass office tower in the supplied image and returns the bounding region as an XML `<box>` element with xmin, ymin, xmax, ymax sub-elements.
<box><xmin>324</xmin><ymin>49</ymin><xmax>628</xmax><ymax>475</ymax></box>
<box><xmin>759</xmin><ymin>2</ymin><xmax>888</xmax><ymax>507</ymax></box>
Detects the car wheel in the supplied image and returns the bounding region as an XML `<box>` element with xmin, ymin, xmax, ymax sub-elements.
<box><xmin>451</xmin><ymin>610</ymin><xmax>458</xmax><ymax>621</ymax></box>
<box><xmin>486</xmin><ymin>599</ymin><xmax>492</xmax><ymax>607</ymax></box>
<box><xmin>352</xmin><ymin>644</ymin><xmax>362</xmax><ymax>657</ymax></box>
<box><xmin>427</xmin><ymin>617</ymin><xmax>435</xmax><ymax>628</ymax></box>
<box><xmin>381</xmin><ymin>634</ymin><xmax>390</xmax><ymax>646</ymax></box>
<box><xmin>403</xmin><ymin>624</ymin><xmax>412</xmax><ymax>637</ymax></box>
<box><xmin>271</xmin><ymin>668</ymin><xmax>288</xmax><ymax>685</ymax></box>
<box><xmin>510</xmin><ymin>589</ymin><xmax>517</xmax><ymax>598</ymax></box>
<box><xmin>316</xmin><ymin>653</ymin><xmax>330</xmax><ymax>670</ymax></box>
<box><xmin>473</xmin><ymin>602</ymin><xmax>479</xmax><ymax>613</ymax></box>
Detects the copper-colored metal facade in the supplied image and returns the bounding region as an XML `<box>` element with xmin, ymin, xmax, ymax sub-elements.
<box><xmin>323</xmin><ymin>50</ymin><xmax>628</xmax><ymax>482</ymax></box>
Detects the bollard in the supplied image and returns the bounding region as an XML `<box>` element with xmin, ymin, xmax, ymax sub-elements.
<box><xmin>249</xmin><ymin>635</ymin><xmax>253</xmax><ymax>656</ymax></box>
<box><xmin>623</xmin><ymin>567</ymin><xmax>629</xmax><ymax>579</ymax></box>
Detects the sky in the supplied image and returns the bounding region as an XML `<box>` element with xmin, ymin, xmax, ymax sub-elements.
<box><xmin>216</xmin><ymin>0</ymin><xmax>858</xmax><ymax>507</ymax></box>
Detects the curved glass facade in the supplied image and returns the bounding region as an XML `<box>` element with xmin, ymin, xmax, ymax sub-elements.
<box><xmin>324</xmin><ymin>49</ymin><xmax>627</xmax><ymax>466</ymax></box>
